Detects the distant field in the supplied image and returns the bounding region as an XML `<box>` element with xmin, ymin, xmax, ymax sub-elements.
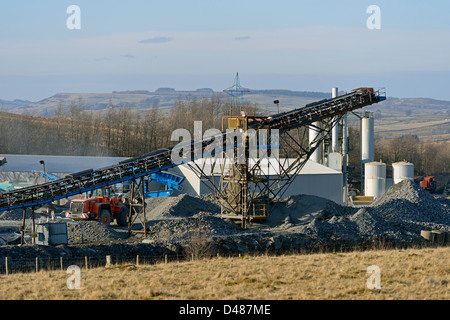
<box><xmin>0</xmin><ymin>246</ymin><xmax>448</xmax><ymax>300</ymax></box>
<box><xmin>374</xmin><ymin>119</ymin><xmax>450</xmax><ymax>140</ymax></box>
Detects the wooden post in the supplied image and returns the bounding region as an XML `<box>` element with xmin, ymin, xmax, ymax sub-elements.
<box><xmin>5</xmin><ymin>257</ymin><xmax>9</xmax><ymax>275</ymax></box>
<box><xmin>85</xmin><ymin>256</ymin><xmax>88</xmax><ymax>269</ymax></box>
<box><xmin>35</xmin><ymin>257</ymin><xmax>39</xmax><ymax>273</ymax></box>
<box><xmin>136</xmin><ymin>255</ymin><xmax>139</xmax><ymax>266</ymax></box>
<box><xmin>165</xmin><ymin>254</ymin><xmax>168</xmax><ymax>264</ymax></box>
<box><xmin>106</xmin><ymin>255</ymin><xmax>111</xmax><ymax>268</ymax></box>
<box><xmin>60</xmin><ymin>256</ymin><xmax>63</xmax><ymax>271</ymax></box>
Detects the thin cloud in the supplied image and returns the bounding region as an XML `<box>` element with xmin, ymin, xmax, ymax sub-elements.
<box><xmin>234</xmin><ymin>36</ymin><xmax>251</xmax><ymax>41</ymax></box>
<box><xmin>121</xmin><ymin>54</ymin><xmax>135</xmax><ymax>58</ymax></box>
<box><xmin>139</xmin><ymin>37</ymin><xmax>174</xmax><ymax>44</ymax></box>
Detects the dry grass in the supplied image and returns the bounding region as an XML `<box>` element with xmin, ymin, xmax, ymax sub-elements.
<box><xmin>0</xmin><ymin>247</ymin><xmax>448</xmax><ymax>300</ymax></box>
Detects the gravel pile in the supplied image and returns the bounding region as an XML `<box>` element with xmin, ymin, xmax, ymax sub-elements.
<box><xmin>267</xmin><ymin>194</ymin><xmax>354</xmax><ymax>227</ymax></box>
<box><xmin>372</xmin><ymin>179</ymin><xmax>449</xmax><ymax>224</ymax></box>
<box><xmin>0</xmin><ymin>209</ymin><xmax>29</xmax><ymax>221</ymax></box>
<box><xmin>0</xmin><ymin>203</ymin><xmax>65</xmax><ymax>221</ymax></box>
<box><xmin>146</xmin><ymin>212</ymin><xmax>239</xmax><ymax>242</ymax></box>
<box><xmin>145</xmin><ymin>194</ymin><xmax>221</xmax><ymax>220</ymax></box>
<box><xmin>289</xmin><ymin>180</ymin><xmax>449</xmax><ymax>244</ymax></box>
<box><xmin>0</xmin><ymin>179</ymin><xmax>448</xmax><ymax>259</ymax></box>
<box><xmin>67</xmin><ymin>221</ymin><xmax>127</xmax><ymax>244</ymax></box>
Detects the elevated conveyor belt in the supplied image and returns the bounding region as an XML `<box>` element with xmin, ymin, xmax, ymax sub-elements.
<box><xmin>0</xmin><ymin>88</ymin><xmax>385</xmax><ymax>212</ymax></box>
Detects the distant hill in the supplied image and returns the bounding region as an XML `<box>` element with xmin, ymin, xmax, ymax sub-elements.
<box><xmin>1</xmin><ymin>89</ymin><xmax>449</xmax><ymax>141</ymax></box>
<box><xmin>0</xmin><ymin>98</ymin><xmax>33</xmax><ymax>111</ymax></box>
<box><xmin>0</xmin><ymin>88</ymin><xmax>333</xmax><ymax>117</ymax></box>
<box><xmin>2</xmin><ymin>89</ymin><xmax>449</xmax><ymax>117</ymax></box>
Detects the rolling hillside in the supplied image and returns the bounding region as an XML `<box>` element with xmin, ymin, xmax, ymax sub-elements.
<box><xmin>1</xmin><ymin>89</ymin><xmax>449</xmax><ymax>141</ymax></box>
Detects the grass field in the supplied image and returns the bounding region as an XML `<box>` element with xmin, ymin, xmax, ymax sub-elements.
<box><xmin>0</xmin><ymin>247</ymin><xmax>448</xmax><ymax>300</ymax></box>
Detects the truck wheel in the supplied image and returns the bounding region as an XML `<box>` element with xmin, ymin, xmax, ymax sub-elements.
<box><xmin>98</xmin><ymin>209</ymin><xmax>112</xmax><ymax>226</ymax></box>
<box><xmin>116</xmin><ymin>206</ymin><xmax>129</xmax><ymax>227</ymax></box>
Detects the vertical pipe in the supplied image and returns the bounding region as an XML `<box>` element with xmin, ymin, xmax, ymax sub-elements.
<box><xmin>309</xmin><ymin>122</ymin><xmax>322</xmax><ymax>163</ymax></box>
<box><xmin>342</xmin><ymin>113</ymin><xmax>348</xmax><ymax>204</ymax></box>
<box><xmin>331</xmin><ymin>88</ymin><xmax>339</xmax><ymax>153</ymax></box>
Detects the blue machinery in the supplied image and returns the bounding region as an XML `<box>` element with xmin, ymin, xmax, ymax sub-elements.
<box><xmin>142</xmin><ymin>172</ymin><xmax>184</xmax><ymax>198</ymax></box>
<box><xmin>40</xmin><ymin>172</ymin><xmax>60</xmax><ymax>182</ymax></box>
<box><xmin>0</xmin><ymin>88</ymin><xmax>386</xmax><ymax>230</ymax></box>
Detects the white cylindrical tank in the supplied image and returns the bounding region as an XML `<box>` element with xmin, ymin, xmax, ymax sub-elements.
<box><xmin>392</xmin><ymin>161</ymin><xmax>414</xmax><ymax>184</ymax></box>
<box><xmin>360</xmin><ymin>112</ymin><xmax>374</xmax><ymax>164</ymax></box>
<box><xmin>365</xmin><ymin>161</ymin><xmax>386</xmax><ymax>200</ymax></box>
<box><xmin>309</xmin><ymin>122</ymin><xmax>322</xmax><ymax>163</ymax></box>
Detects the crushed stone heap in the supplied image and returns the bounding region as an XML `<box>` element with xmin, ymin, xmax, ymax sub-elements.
<box><xmin>288</xmin><ymin>179</ymin><xmax>449</xmax><ymax>244</ymax></box>
<box><xmin>144</xmin><ymin>194</ymin><xmax>221</xmax><ymax>220</ymax></box>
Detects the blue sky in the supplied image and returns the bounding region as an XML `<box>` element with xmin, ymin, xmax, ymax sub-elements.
<box><xmin>1</xmin><ymin>0</ymin><xmax>450</xmax><ymax>101</ymax></box>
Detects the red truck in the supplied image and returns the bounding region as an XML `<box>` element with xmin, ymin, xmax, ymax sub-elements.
<box><xmin>420</xmin><ymin>176</ymin><xmax>437</xmax><ymax>193</ymax></box>
<box><xmin>65</xmin><ymin>187</ymin><xmax>129</xmax><ymax>226</ymax></box>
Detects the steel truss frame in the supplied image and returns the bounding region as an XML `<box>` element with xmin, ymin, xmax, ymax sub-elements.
<box><xmin>185</xmin><ymin>114</ymin><xmax>343</xmax><ymax>228</ymax></box>
<box><xmin>0</xmin><ymin>88</ymin><xmax>385</xmax><ymax>231</ymax></box>
<box><xmin>126</xmin><ymin>177</ymin><xmax>148</xmax><ymax>237</ymax></box>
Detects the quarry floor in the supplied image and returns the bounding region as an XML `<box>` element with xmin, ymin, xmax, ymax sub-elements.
<box><xmin>0</xmin><ymin>180</ymin><xmax>449</xmax><ymax>262</ymax></box>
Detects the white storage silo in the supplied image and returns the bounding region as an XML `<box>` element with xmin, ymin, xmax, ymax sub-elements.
<box><xmin>360</xmin><ymin>112</ymin><xmax>374</xmax><ymax>165</ymax></box>
<box><xmin>392</xmin><ymin>161</ymin><xmax>414</xmax><ymax>184</ymax></box>
<box><xmin>309</xmin><ymin>122</ymin><xmax>322</xmax><ymax>163</ymax></box>
<box><xmin>365</xmin><ymin>161</ymin><xmax>386</xmax><ymax>200</ymax></box>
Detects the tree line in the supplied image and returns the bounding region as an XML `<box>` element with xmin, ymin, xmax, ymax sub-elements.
<box><xmin>0</xmin><ymin>96</ymin><xmax>447</xmax><ymax>177</ymax></box>
<box><xmin>0</xmin><ymin>94</ymin><xmax>257</xmax><ymax>158</ymax></box>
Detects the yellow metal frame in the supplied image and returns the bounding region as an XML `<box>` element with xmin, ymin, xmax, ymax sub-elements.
<box><xmin>251</xmin><ymin>202</ymin><xmax>267</xmax><ymax>219</ymax></box>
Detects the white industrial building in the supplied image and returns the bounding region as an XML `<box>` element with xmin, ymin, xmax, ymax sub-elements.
<box><xmin>168</xmin><ymin>158</ymin><xmax>344</xmax><ymax>205</ymax></box>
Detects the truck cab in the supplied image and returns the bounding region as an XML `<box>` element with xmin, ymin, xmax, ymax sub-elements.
<box><xmin>66</xmin><ymin>187</ymin><xmax>129</xmax><ymax>226</ymax></box>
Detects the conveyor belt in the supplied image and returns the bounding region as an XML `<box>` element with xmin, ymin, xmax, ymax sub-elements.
<box><xmin>0</xmin><ymin>88</ymin><xmax>385</xmax><ymax>212</ymax></box>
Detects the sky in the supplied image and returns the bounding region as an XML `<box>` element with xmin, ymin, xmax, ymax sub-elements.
<box><xmin>1</xmin><ymin>0</ymin><xmax>450</xmax><ymax>101</ymax></box>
